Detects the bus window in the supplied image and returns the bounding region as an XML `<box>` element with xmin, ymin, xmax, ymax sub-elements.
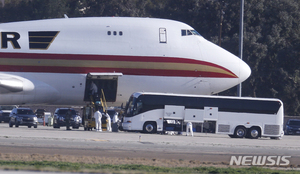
<box><xmin>133</xmin><ymin>101</ymin><xmax>143</xmax><ymax>116</ymax></box>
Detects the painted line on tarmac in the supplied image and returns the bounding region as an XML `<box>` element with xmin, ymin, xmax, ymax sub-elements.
<box><xmin>91</xmin><ymin>139</ymin><xmax>108</xmax><ymax>142</ymax></box>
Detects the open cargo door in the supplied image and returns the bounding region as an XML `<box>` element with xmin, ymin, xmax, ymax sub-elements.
<box><xmin>84</xmin><ymin>73</ymin><xmax>122</xmax><ymax>102</ymax></box>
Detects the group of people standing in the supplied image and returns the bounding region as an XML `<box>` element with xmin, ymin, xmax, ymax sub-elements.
<box><xmin>94</xmin><ymin>106</ymin><xmax>118</xmax><ymax>132</ymax></box>
<box><xmin>93</xmin><ymin>106</ymin><xmax>193</xmax><ymax>135</ymax></box>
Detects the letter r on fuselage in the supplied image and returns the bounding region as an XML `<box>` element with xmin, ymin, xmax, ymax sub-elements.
<box><xmin>1</xmin><ymin>32</ymin><xmax>21</xmax><ymax>49</ymax></box>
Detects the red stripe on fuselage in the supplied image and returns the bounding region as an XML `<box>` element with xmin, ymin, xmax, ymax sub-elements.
<box><xmin>0</xmin><ymin>65</ymin><xmax>236</xmax><ymax>78</ymax></box>
<box><xmin>0</xmin><ymin>52</ymin><xmax>237</xmax><ymax>78</ymax></box>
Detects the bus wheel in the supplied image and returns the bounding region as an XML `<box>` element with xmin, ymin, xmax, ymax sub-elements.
<box><xmin>249</xmin><ymin>127</ymin><xmax>260</xmax><ymax>139</ymax></box>
<box><xmin>234</xmin><ymin>126</ymin><xmax>246</xmax><ymax>138</ymax></box>
<box><xmin>143</xmin><ymin>122</ymin><xmax>157</xmax><ymax>134</ymax></box>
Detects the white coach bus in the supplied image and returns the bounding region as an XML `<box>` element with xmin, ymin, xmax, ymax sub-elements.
<box><xmin>122</xmin><ymin>92</ymin><xmax>284</xmax><ymax>139</ymax></box>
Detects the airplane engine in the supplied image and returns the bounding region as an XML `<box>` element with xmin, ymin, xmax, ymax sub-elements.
<box><xmin>0</xmin><ymin>74</ymin><xmax>60</xmax><ymax>105</ymax></box>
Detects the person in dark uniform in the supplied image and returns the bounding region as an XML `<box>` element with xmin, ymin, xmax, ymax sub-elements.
<box><xmin>65</xmin><ymin>109</ymin><xmax>72</xmax><ymax>130</ymax></box>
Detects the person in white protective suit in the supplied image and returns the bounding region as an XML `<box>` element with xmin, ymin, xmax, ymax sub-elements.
<box><xmin>186</xmin><ymin>122</ymin><xmax>193</xmax><ymax>137</ymax></box>
<box><xmin>104</xmin><ymin>111</ymin><xmax>112</xmax><ymax>132</ymax></box>
<box><xmin>94</xmin><ymin>108</ymin><xmax>102</xmax><ymax>132</ymax></box>
<box><xmin>113</xmin><ymin>113</ymin><xmax>119</xmax><ymax>123</ymax></box>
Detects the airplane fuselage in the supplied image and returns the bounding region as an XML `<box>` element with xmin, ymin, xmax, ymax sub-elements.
<box><xmin>0</xmin><ymin>17</ymin><xmax>251</xmax><ymax>106</ymax></box>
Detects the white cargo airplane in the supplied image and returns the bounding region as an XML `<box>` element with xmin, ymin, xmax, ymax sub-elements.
<box><xmin>0</xmin><ymin>17</ymin><xmax>251</xmax><ymax>106</ymax></box>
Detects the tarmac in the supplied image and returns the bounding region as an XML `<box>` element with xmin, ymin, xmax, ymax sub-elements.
<box><xmin>0</xmin><ymin>123</ymin><xmax>299</xmax><ymax>169</ymax></box>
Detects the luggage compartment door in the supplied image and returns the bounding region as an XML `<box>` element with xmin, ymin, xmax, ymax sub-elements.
<box><xmin>84</xmin><ymin>73</ymin><xmax>122</xmax><ymax>102</ymax></box>
<box><xmin>203</xmin><ymin>107</ymin><xmax>218</xmax><ymax>121</ymax></box>
<box><xmin>164</xmin><ymin>105</ymin><xmax>185</xmax><ymax>120</ymax></box>
<box><xmin>184</xmin><ymin>109</ymin><xmax>204</xmax><ymax>123</ymax></box>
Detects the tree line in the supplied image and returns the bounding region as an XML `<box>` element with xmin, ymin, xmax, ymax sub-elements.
<box><xmin>0</xmin><ymin>0</ymin><xmax>299</xmax><ymax>116</ymax></box>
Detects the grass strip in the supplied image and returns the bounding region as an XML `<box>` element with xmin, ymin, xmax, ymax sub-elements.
<box><xmin>0</xmin><ymin>160</ymin><xmax>299</xmax><ymax>173</ymax></box>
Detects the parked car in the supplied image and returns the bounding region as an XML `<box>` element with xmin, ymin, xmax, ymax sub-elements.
<box><xmin>285</xmin><ymin>119</ymin><xmax>300</xmax><ymax>135</ymax></box>
<box><xmin>35</xmin><ymin>109</ymin><xmax>46</xmax><ymax>118</ymax></box>
<box><xmin>53</xmin><ymin>108</ymin><xmax>81</xmax><ymax>129</ymax></box>
<box><xmin>9</xmin><ymin>108</ymin><xmax>38</xmax><ymax>128</ymax></box>
<box><xmin>0</xmin><ymin>105</ymin><xmax>18</xmax><ymax>123</ymax></box>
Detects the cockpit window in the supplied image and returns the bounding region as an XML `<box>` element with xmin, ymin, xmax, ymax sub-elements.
<box><xmin>181</xmin><ymin>29</ymin><xmax>201</xmax><ymax>36</ymax></box>
<box><xmin>191</xmin><ymin>30</ymin><xmax>201</xmax><ymax>36</ymax></box>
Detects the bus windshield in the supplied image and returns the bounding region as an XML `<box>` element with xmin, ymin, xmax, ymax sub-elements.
<box><xmin>125</xmin><ymin>96</ymin><xmax>135</xmax><ymax>117</ymax></box>
<box><xmin>125</xmin><ymin>96</ymin><xmax>144</xmax><ymax>117</ymax></box>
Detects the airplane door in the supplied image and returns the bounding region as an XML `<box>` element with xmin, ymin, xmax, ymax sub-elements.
<box><xmin>84</xmin><ymin>73</ymin><xmax>122</xmax><ymax>102</ymax></box>
<box><xmin>159</xmin><ymin>28</ymin><xmax>167</xmax><ymax>43</ymax></box>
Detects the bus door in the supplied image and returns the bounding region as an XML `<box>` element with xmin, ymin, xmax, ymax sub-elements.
<box><xmin>203</xmin><ymin>107</ymin><xmax>218</xmax><ymax>133</ymax></box>
<box><xmin>83</xmin><ymin>72</ymin><xmax>123</xmax><ymax>103</ymax></box>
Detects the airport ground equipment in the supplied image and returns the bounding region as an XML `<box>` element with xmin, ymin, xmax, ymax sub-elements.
<box><xmin>82</xmin><ymin>91</ymin><xmax>111</xmax><ymax>131</ymax></box>
<box><xmin>82</xmin><ymin>105</ymin><xmax>95</xmax><ymax>131</ymax></box>
<box><xmin>83</xmin><ymin>80</ymin><xmax>108</xmax><ymax>131</ymax></box>
<box><xmin>122</xmin><ymin>92</ymin><xmax>284</xmax><ymax>139</ymax></box>
<box><xmin>82</xmin><ymin>105</ymin><xmax>112</xmax><ymax>131</ymax></box>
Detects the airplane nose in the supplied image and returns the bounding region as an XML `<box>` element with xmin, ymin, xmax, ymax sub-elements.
<box><xmin>238</xmin><ymin>59</ymin><xmax>251</xmax><ymax>83</ymax></box>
